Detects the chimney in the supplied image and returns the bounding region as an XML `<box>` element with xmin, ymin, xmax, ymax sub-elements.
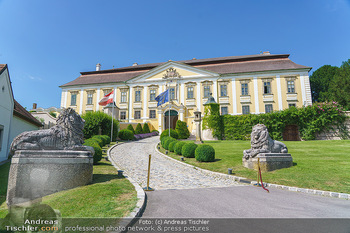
<box><xmin>33</xmin><ymin>103</ymin><xmax>37</xmax><ymax>109</ymax></box>
<box><xmin>96</xmin><ymin>63</ymin><xmax>101</xmax><ymax>71</ymax></box>
<box><xmin>263</xmin><ymin>51</ymin><xmax>270</xmax><ymax>55</ymax></box>
<box><xmin>132</xmin><ymin>62</ymin><xmax>138</xmax><ymax>66</ymax></box>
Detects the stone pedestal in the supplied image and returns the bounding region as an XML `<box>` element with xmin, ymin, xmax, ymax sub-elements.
<box><xmin>7</xmin><ymin>150</ymin><xmax>93</xmax><ymax>207</ymax></box>
<box><xmin>242</xmin><ymin>153</ymin><xmax>293</xmax><ymax>172</ymax></box>
<box><xmin>194</xmin><ymin>121</ymin><xmax>203</xmax><ymax>144</ymax></box>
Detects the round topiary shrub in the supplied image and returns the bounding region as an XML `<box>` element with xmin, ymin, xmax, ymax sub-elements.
<box><xmin>118</xmin><ymin>129</ymin><xmax>135</xmax><ymax>140</ymax></box>
<box><xmin>135</xmin><ymin>123</ymin><xmax>143</xmax><ymax>134</ymax></box>
<box><xmin>195</xmin><ymin>144</ymin><xmax>215</xmax><ymax>162</ymax></box>
<box><xmin>161</xmin><ymin>136</ymin><xmax>171</xmax><ymax>148</ymax></box>
<box><xmin>164</xmin><ymin>138</ymin><xmax>176</xmax><ymax>150</ymax></box>
<box><xmin>168</xmin><ymin>141</ymin><xmax>178</xmax><ymax>152</ymax></box>
<box><xmin>143</xmin><ymin>123</ymin><xmax>151</xmax><ymax>133</ymax></box>
<box><xmin>83</xmin><ymin>140</ymin><xmax>102</xmax><ymax>164</ymax></box>
<box><xmin>174</xmin><ymin>141</ymin><xmax>186</xmax><ymax>155</ymax></box>
<box><xmin>92</xmin><ymin>135</ymin><xmax>107</xmax><ymax>146</ymax></box>
<box><xmin>181</xmin><ymin>142</ymin><xmax>198</xmax><ymax>158</ymax></box>
<box><xmin>101</xmin><ymin>135</ymin><xmax>111</xmax><ymax>144</ymax></box>
<box><xmin>127</xmin><ymin>124</ymin><xmax>135</xmax><ymax>134</ymax></box>
<box><xmin>160</xmin><ymin>129</ymin><xmax>179</xmax><ymax>140</ymax></box>
<box><xmin>90</xmin><ymin>136</ymin><xmax>104</xmax><ymax>147</ymax></box>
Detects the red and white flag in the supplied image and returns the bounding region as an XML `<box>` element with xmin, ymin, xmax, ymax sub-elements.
<box><xmin>98</xmin><ymin>91</ymin><xmax>114</xmax><ymax>106</ymax></box>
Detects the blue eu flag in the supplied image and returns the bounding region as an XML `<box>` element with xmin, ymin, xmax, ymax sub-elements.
<box><xmin>155</xmin><ymin>89</ymin><xmax>169</xmax><ymax>107</ymax></box>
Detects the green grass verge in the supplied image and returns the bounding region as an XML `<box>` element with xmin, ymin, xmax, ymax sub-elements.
<box><xmin>160</xmin><ymin>140</ymin><xmax>350</xmax><ymax>194</ymax></box>
<box><xmin>0</xmin><ymin>143</ymin><xmax>137</xmax><ymax>218</ymax></box>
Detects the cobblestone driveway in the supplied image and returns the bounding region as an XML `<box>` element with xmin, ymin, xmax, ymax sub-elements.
<box><xmin>109</xmin><ymin>136</ymin><xmax>242</xmax><ymax>190</ymax></box>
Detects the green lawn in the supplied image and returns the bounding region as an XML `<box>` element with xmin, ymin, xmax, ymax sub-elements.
<box><xmin>0</xmin><ymin>144</ymin><xmax>137</xmax><ymax>218</ymax></box>
<box><xmin>162</xmin><ymin>140</ymin><xmax>350</xmax><ymax>194</ymax></box>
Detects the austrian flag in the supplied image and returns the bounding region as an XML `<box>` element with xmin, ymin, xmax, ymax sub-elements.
<box><xmin>98</xmin><ymin>91</ymin><xmax>114</xmax><ymax>106</ymax></box>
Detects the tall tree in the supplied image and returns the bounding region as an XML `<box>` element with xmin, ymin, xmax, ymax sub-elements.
<box><xmin>329</xmin><ymin>59</ymin><xmax>350</xmax><ymax>110</ymax></box>
<box><xmin>309</xmin><ymin>65</ymin><xmax>339</xmax><ymax>102</ymax></box>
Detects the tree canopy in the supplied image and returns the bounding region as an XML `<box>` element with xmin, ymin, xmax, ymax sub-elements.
<box><xmin>310</xmin><ymin>65</ymin><xmax>338</xmax><ymax>103</ymax></box>
<box><xmin>309</xmin><ymin>59</ymin><xmax>350</xmax><ymax>110</ymax></box>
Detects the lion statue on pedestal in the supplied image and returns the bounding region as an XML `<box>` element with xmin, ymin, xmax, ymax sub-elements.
<box><xmin>10</xmin><ymin>108</ymin><xmax>93</xmax><ymax>154</ymax></box>
<box><xmin>243</xmin><ymin>124</ymin><xmax>288</xmax><ymax>160</ymax></box>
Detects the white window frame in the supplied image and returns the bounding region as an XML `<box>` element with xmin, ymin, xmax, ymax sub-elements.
<box><xmin>149</xmin><ymin>110</ymin><xmax>156</xmax><ymax>119</ymax></box>
<box><xmin>134</xmin><ymin>110</ymin><xmax>141</xmax><ymax>119</ymax></box>
<box><xmin>120</xmin><ymin>111</ymin><xmax>126</xmax><ymax>120</ymax></box>
<box><xmin>265</xmin><ymin>104</ymin><xmax>273</xmax><ymax>113</ymax></box>
<box><xmin>242</xmin><ymin>105</ymin><xmax>250</xmax><ymax>115</ymax></box>
<box><xmin>221</xmin><ymin>106</ymin><xmax>228</xmax><ymax>115</ymax></box>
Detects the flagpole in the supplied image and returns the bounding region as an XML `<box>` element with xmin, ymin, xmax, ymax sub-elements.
<box><xmin>110</xmin><ymin>98</ymin><xmax>115</xmax><ymax>143</ymax></box>
<box><xmin>168</xmin><ymin>84</ymin><xmax>171</xmax><ymax>137</ymax></box>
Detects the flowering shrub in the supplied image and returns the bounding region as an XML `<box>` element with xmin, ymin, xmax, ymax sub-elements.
<box><xmin>134</xmin><ymin>131</ymin><xmax>159</xmax><ymax>140</ymax></box>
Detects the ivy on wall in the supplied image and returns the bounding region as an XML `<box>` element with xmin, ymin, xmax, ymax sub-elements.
<box><xmin>202</xmin><ymin>103</ymin><xmax>224</xmax><ymax>139</ymax></box>
<box><xmin>206</xmin><ymin>102</ymin><xmax>348</xmax><ymax>141</ymax></box>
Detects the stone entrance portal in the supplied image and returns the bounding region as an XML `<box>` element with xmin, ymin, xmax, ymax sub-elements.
<box><xmin>164</xmin><ymin>110</ymin><xmax>178</xmax><ymax>130</ymax></box>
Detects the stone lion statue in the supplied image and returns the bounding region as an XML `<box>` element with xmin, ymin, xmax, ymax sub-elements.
<box><xmin>10</xmin><ymin>108</ymin><xmax>93</xmax><ymax>154</ymax></box>
<box><xmin>243</xmin><ymin>124</ymin><xmax>288</xmax><ymax>160</ymax></box>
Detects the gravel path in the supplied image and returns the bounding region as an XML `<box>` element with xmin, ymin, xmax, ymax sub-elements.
<box><xmin>109</xmin><ymin>136</ymin><xmax>242</xmax><ymax>190</ymax></box>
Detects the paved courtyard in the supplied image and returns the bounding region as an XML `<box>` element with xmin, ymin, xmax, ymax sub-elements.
<box><xmin>109</xmin><ymin>136</ymin><xmax>243</xmax><ymax>190</ymax></box>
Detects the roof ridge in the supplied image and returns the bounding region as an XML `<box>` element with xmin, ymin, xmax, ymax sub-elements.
<box><xmin>80</xmin><ymin>54</ymin><xmax>290</xmax><ymax>75</ymax></box>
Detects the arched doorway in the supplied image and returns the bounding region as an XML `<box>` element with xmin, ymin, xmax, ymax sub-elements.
<box><xmin>164</xmin><ymin>110</ymin><xmax>178</xmax><ymax>130</ymax></box>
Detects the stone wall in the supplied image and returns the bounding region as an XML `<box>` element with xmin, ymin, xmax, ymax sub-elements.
<box><xmin>315</xmin><ymin>111</ymin><xmax>350</xmax><ymax>140</ymax></box>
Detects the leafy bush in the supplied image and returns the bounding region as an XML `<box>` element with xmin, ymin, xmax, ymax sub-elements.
<box><xmin>91</xmin><ymin>136</ymin><xmax>104</xmax><ymax>147</ymax></box>
<box><xmin>181</xmin><ymin>142</ymin><xmax>198</xmax><ymax>158</ymax></box>
<box><xmin>83</xmin><ymin>139</ymin><xmax>102</xmax><ymax>164</ymax></box>
<box><xmin>174</xmin><ymin>141</ymin><xmax>186</xmax><ymax>155</ymax></box>
<box><xmin>175</xmin><ymin>120</ymin><xmax>190</xmax><ymax>139</ymax></box>
<box><xmin>164</xmin><ymin>138</ymin><xmax>177</xmax><ymax>150</ymax></box>
<box><xmin>143</xmin><ymin>123</ymin><xmax>151</xmax><ymax>133</ymax></box>
<box><xmin>151</xmin><ymin>129</ymin><xmax>159</xmax><ymax>134</ymax></box>
<box><xmin>168</xmin><ymin>141</ymin><xmax>178</xmax><ymax>152</ymax></box>
<box><xmin>101</xmin><ymin>135</ymin><xmax>111</xmax><ymax>144</ymax></box>
<box><xmin>218</xmin><ymin>102</ymin><xmax>348</xmax><ymax>141</ymax></box>
<box><xmin>118</xmin><ymin>129</ymin><xmax>135</xmax><ymax>140</ymax></box>
<box><xmin>195</xmin><ymin>144</ymin><xmax>215</xmax><ymax>162</ymax></box>
<box><xmin>160</xmin><ymin>129</ymin><xmax>179</xmax><ymax>140</ymax></box>
<box><xmin>82</xmin><ymin>111</ymin><xmax>119</xmax><ymax>141</ymax></box>
<box><xmin>161</xmin><ymin>136</ymin><xmax>171</xmax><ymax>148</ymax></box>
<box><xmin>127</xmin><ymin>124</ymin><xmax>135</xmax><ymax>134</ymax></box>
<box><xmin>135</xmin><ymin>123</ymin><xmax>143</xmax><ymax>134</ymax></box>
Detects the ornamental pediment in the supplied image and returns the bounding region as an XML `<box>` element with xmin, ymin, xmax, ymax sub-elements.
<box><xmin>127</xmin><ymin>61</ymin><xmax>219</xmax><ymax>84</ymax></box>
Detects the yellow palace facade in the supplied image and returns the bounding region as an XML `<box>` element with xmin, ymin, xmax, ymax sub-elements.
<box><xmin>59</xmin><ymin>53</ymin><xmax>312</xmax><ymax>134</ymax></box>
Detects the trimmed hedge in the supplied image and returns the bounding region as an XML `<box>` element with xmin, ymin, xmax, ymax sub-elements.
<box><xmin>175</xmin><ymin>120</ymin><xmax>190</xmax><ymax>139</ymax></box>
<box><xmin>90</xmin><ymin>136</ymin><xmax>104</xmax><ymax>147</ymax></box>
<box><xmin>92</xmin><ymin>135</ymin><xmax>107</xmax><ymax>147</ymax></box>
<box><xmin>83</xmin><ymin>139</ymin><xmax>102</xmax><ymax>164</ymax></box>
<box><xmin>164</xmin><ymin>138</ymin><xmax>177</xmax><ymax>150</ymax></box>
<box><xmin>143</xmin><ymin>123</ymin><xmax>151</xmax><ymax>133</ymax></box>
<box><xmin>174</xmin><ymin>141</ymin><xmax>186</xmax><ymax>155</ymax></box>
<box><xmin>81</xmin><ymin>111</ymin><xmax>119</xmax><ymax>141</ymax></box>
<box><xmin>127</xmin><ymin>124</ymin><xmax>135</xmax><ymax>134</ymax></box>
<box><xmin>160</xmin><ymin>129</ymin><xmax>179</xmax><ymax>140</ymax></box>
<box><xmin>135</xmin><ymin>123</ymin><xmax>143</xmax><ymax>135</ymax></box>
<box><xmin>181</xmin><ymin>142</ymin><xmax>198</xmax><ymax>158</ymax></box>
<box><xmin>168</xmin><ymin>141</ymin><xmax>178</xmax><ymax>152</ymax></box>
<box><xmin>161</xmin><ymin>136</ymin><xmax>171</xmax><ymax>148</ymax></box>
<box><xmin>195</xmin><ymin>144</ymin><xmax>215</xmax><ymax>162</ymax></box>
<box><xmin>118</xmin><ymin>129</ymin><xmax>135</xmax><ymax>140</ymax></box>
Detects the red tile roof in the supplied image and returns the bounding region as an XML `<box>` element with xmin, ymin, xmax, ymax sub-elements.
<box><xmin>60</xmin><ymin>54</ymin><xmax>311</xmax><ymax>87</ymax></box>
<box><xmin>13</xmin><ymin>100</ymin><xmax>43</xmax><ymax>127</ymax></box>
<box><xmin>0</xmin><ymin>64</ymin><xmax>7</xmax><ymax>74</ymax></box>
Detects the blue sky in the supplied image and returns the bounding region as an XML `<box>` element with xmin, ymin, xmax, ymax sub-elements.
<box><xmin>0</xmin><ymin>0</ymin><xmax>349</xmax><ymax>109</ymax></box>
